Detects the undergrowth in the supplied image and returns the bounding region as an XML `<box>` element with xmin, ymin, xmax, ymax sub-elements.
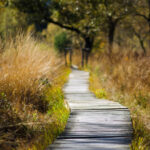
<box><xmin>88</xmin><ymin>51</ymin><xmax>150</xmax><ymax>150</ymax></box>
<box><xmin>0</xmin><ymin>34</ymin><xmax>70</xmax><ymax>150</ymax></box>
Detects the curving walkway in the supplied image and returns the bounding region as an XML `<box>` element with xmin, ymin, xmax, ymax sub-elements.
<box><xmin>46</xmin><ymin>69</ymin><xmax>133</xmax><ymax>150</ymax></box>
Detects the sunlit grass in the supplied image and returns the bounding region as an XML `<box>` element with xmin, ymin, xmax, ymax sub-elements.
<box><xmin>88</xmin><ymin>49</ymin><xmax>150</xmax><ymax>149</ymax></box>
<box><xmin>0</xmin><ymin>34</ymin><xmax>70</xmax><ymax>149</ymax></box>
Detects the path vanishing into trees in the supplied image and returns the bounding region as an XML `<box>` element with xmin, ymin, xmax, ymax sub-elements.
<box><xmin>47</xmin><ymin>69</ymin><xmax>133</xmax><ymax>150</ymax></box>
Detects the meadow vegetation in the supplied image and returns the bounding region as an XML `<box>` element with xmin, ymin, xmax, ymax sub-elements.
<box><xmin>88</xmin><ymin>49</ymin><xmax>150</xmax><ymax>149</ymax></box>
<box><xmin>0</xmin><ymin>34</ymin><xmax>70</xmax><ymax>150</ymax></box>
<box><xmin>0</xmin><ymin>0</ymin><xmax>149</xmax><ymax>149</ymax></box>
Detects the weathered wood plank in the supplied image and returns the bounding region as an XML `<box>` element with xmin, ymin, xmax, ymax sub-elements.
<box><xmin>47</xmin><ymin>137</ymin><xmax>131</xmax><ymax>150</ymax></box>
<box><xmin>46</xmin><ymin>69</ymin><xmax>133</xmax><ymax>150</ymax></box>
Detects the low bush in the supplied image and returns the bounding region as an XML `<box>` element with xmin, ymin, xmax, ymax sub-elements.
<box><xmin>54</xmin><ymin>32</ymin><xmax>71</xmax><ymax>53</ymax></box>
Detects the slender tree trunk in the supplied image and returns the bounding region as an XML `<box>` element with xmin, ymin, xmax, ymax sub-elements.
<box><xmin>64</xmin><ymin>50</ymin><xmax>67</xmax><ymax>66</ymax></box>
<box><xmin>135</xmin><ymin>32</ymin><xmax>147</xmax><ymax>55</ymax></box>
<box><xmin>140</xmin><ymin>39</ymin><xmax>146</xmax><ymax>55</ymax></box>
<box><xmin>83</xmin><ymin>36</ymin><xmax>94</xmax><ymax>67</ymax></box>
<box><xmin>108</xmin><ymin>22</ymin><xmax>116</xmax><ymax>54</ymax></box>
<box><xmin>69</xmin><ymin>48</ymin><xmax>72</xmax><ymax>66</ymax></box>
<box><xmin>84</xmin><ymin>37</ymin><xmax>94</xmax><ymax>50</ymax></box>
<box><xmin>81</xmin><ymin>49</ymin><xmax>85</xmax><ymax>68</ymax></box>
<box><xmin>85</xmin><ymin>51</ymin><xmax>89</xmax><ymax>66</ymax></box>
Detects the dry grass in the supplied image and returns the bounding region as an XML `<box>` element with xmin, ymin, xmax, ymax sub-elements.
<box><xmin>88</xmin><ymin>49</ymin><xmax>150</xmax><ymax>149</ymax></box>
<box><xmin>0</xmin><ymin>34</ymin><xmax>59</xmax><ymax>112</ymax></box>
<box><xmin>0</xmin><ymin>34</ymin><xmax>69</xmax><ymax>149</ymax></box>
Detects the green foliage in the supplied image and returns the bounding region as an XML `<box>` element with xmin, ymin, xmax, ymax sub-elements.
<box><xmin>135</xmin><ymin>93</ymin><xmax>149</xmax><ymax>108</ymax></box>
<box><xmin>0</xmin><ymin>8</ymin><xmax>28</xmax><ymax>39</ymax></box>
<box><xmin>42</xmin><ymin>24</ymin><xmax>62</xmax><ymax>44</ymax></box>
<box><xmin>9</xmin><ymin>0</ymin><xmax>149</xmax><ymax>54</ymax></box>
<box><xmin>54</xmin><ymin>32</ymin><xmax>71</xmax><ymax>53</ymax></box>
<box><xmin>11</xmin><ymin>0</ymin><xmax>52</xmax><ymax>31</ymax></box>
<box><xmin>95</xmin><ymin>88</ymin><xmax>107</xmax><ymax>99</ymax></box>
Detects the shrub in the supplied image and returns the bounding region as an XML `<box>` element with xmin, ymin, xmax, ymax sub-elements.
<box><xmin>54</xmin><ymin>32</ymin><xmax>71</xmax><ymax>53</ymax></box>
<box><xmin>95</xmin><ymin>89</ymin><xmax>107</xmax><ymax>99</ymax></box>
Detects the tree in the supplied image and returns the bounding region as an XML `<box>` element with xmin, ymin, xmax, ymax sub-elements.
<box><xmin>101</xmin><ymin>0</ymin><xmax>134</xmax><ymax>54</ymax></box>
<box><xmin>0</xmin><ymin>7</ymin><xmax>28</xmax><ymax>39</ymax></box>
<box><xmin>134</xmin><ymin>0</ymin><xmax>150</xmax><ymax>49</ymax></box>
<box><xmin>135</xmin><ymin>0</ymin><xmax>150</xmax><ymax>33</ymax></box>
<box><xmin>11</xmin><ymin>0</ymin><xmax>148</xmax><ymax>63</ymax></box>
<box><xmin>45</xmin><ymin>0</ymin><xmax>103</xmax><ymax>65</ymax></box>
<box><xmin>54</xmin><ymin>31</ymin><xmax>71</xmax><ymax>66</ymax></box>
<box><xmin>10</xmin><ymin>0</ymin><xmax>105</xmax><ymax>66</ymax></box>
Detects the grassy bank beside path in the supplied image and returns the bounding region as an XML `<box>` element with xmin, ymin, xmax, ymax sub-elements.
<box><xmin>88</xmin><ymin>53</ymin><xmax>150</xmax><ymax>150</ymax></box>
<box><xmin>0</xmin><ymin>34</ymin><xmax>70</xmax><ymax>150</ymax></box>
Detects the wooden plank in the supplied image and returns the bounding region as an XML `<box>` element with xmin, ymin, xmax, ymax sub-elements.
<box><xmin>46</xmin><ymin>69</ymin><xmax>133</xmax><ymax>150</ymax></box>
<box><xmin>47</xmin><ymin>138</ymin><xmax>131</xmax><ymax>150</ymax></box>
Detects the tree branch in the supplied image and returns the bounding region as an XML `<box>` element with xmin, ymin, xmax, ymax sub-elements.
<box><xmin>136</xmin><ymin>13</ymin><xmax>149</xmax><ymax>22</ymax></box>
<box><xmin>47</xmin><ymin>18</ymin><xmax>82</xmax><ymax>35</ymax></box>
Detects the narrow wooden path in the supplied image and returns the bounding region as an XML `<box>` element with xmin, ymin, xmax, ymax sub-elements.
<box><xmin>46</xmin><ymin>69</ymin><xmax>133</xmax><ymax>150</ymax></box>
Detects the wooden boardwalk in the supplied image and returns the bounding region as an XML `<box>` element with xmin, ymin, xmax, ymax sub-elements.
<box><xmin>46</xmin><ymin>69</ymin><xmax>133</xmax><ymax>150</ymax></box>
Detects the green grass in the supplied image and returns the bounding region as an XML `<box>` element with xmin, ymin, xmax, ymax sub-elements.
<box><xmin>27</xmin><ymin>87</ymin><xmax>70</xmax><ymax>150</ymax></box>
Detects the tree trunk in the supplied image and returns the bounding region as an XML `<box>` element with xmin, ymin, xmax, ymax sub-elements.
<box><xmin>140</xmin><ymin>39</ymin><xmax>146</xmax><ymax>56</ymax></box>
<box><xmin>81</xmin><ymin>49</ymin><xmax>85</xmax><ymax>68</ymax></box>
<box><xmin>82</xmin><ymin>36</ymin><xmax>94</xmax><ymax>67</ymax></box>
<box><xmin>69</xmin><ymin>48</ymin><xmax>72</xmax><ymax>66</ymax></box>
<box><xmin>108</xmin><ymin>21</ymin><xmax>116</xmax><ymax>54</ymax></box>
<box><xmin>64</xmin><ymin>50</ymin><xmax>67</xmax><ymax>66</ymax></box>
<box><xmin>85</xmin><ymin>51</ymin><xmax>90</xmax><ymax>66</ymax></box>
<box><xmin>84</xmin><ymin>37</ymin><xmax>94</xmax><ymax>51</ymax></box>
<box><xmin>135</xmin><ymin>32</ymin><xmax>147</xmax><ymax>55</ymax></box>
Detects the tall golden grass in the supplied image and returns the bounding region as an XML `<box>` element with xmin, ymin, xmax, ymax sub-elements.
<box><xmin>90</xmin><ymin>51</ymin><xmax>150</xmax><ymax>93</ymax></box>
<box><xmin>88</xmin><ymin>49</ymin><xmax>150</xmax><ymax>149</ymax></box>
<box><xmin>0</xmin><ymin>34</ymin><xmax>60</xmax><ymax>107</ymax></box>
<box><xmin>0</xmin><ymin>34</ymin><xmax>66</xmax><ymax>149</ymax></box>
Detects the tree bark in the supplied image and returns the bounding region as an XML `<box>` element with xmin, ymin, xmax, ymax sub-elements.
<box><xmin>134</xmin><ymin>32</ymin><xmax>147</xmax><ymax>55</ymax></box>
<box><xmin>140</xmin><ymin>39</ymin><xmax>146</xmax><ymax>55</ymax></box>
<box><xmin>108</xmin><ymin>19</ymin><xmax>117</xmax><ymax>54</ymax></box>
<box><xmin>84</xmin><ymin>36</ymin><xmax>94</xmax><ymax>51</ymax></box>
<box><xmin>47</xmin><ymin>18</ymin><xmax>82</xmax><ymax>35</ymax></box>
<box><xmin>69</xmin><ymin>48</ymin><xmax>72</xmax><ymax>66</ymax></box>
<box><xmin>64</xmin><ymin>50</ymin><xmax>67</xmax><ymax>66</ymax></box>
<box><xmin>82</xmin><ymin>36</ymin><xmax>94</xmax><ymax>67</ymax></box>
<box><xmin>85</xmin><ymin>51</ymin><xmax>90</xmax><ymax>66</ymax></box>
<box><xmin>81</xmin><ymin>49</ymin><xmax>85</xmax><ymax>68</ymax></box>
